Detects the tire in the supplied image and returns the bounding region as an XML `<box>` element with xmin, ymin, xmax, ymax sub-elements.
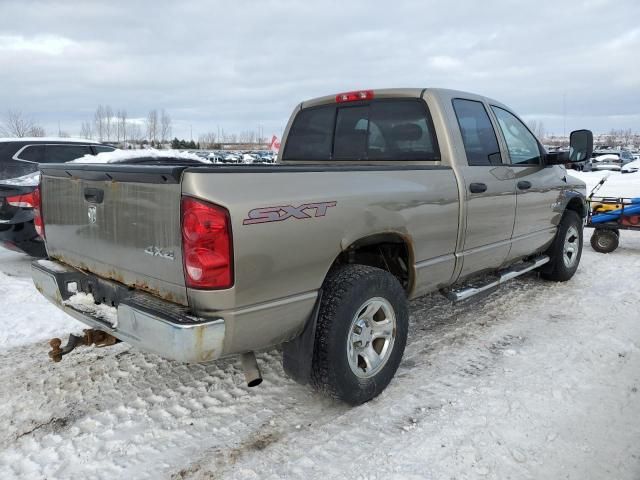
<box><xmin>541</xmin><ymin>210</ymin><xmax>583</xmax><ymax>282</ymax></box>
<box><xmin>590</xmin><ymin>229</ymin><xmax>619</xmax><ymax>253</ymax></box>
<box><xmin>311</xmin><ymin>265</ymin><xmax>409</xmax><ymax>405</ymax></box>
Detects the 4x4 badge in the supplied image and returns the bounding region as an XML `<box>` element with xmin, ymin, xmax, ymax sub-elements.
<box><xmin>88</xmin><ymin>205</ymin><xmax>97</xmax><ymax>224</ymax></box>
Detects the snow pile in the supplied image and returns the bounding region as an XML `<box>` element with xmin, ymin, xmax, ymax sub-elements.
<box><xmin>593</xmin><ymin>154</ymin><xmax>620</xmax><ymax>163</ymax></box>
<box><xmin>0</xmin><ymin>250</ymin><xmax>82</xmax><ymax>349</ymax></box>
<box><xmin>569</xmin><ymin>169</ymin><xmax>640</xmax><ymax>198</ymax></box>
<box><xmin>0</xmin><ymin>171</ymin><xmax>40</xmax><ymax>187</ymax></box>
<box><xmin>70</xmin><ymin>148</ymin><xmax>208</xmax><ymax>164</ymax></box>
<box><xmin>63</xmin><ymin>292</ymin><xmax>117</xmax><ymax>326</ymax></box>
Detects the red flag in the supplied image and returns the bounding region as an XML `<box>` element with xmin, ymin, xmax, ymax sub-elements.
<box><xmin>269</xmin><ymin>135</ymin><xmax>281</xmax><ymax>152</ymax></box>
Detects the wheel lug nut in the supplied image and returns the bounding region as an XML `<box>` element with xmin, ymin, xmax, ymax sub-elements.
<box><xmin>354</xmin><ymin>326</ymin><xmax>362</xmax><ymax>334</ymax></box>
<box><xmin>354</xmin><ymin>341</ymin><xmax>362</xmax><ymax>347</ymax></box>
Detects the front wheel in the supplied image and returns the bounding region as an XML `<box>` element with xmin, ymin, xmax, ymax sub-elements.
<box><xmin>541</xmin><ymin>210</ymin><xmax>583</xmax><ymax>282</ymax></box>
<box><xmin>311</xmin><ymin>265</ymin><xmax>409</xmax><ymax>405</ymax></box>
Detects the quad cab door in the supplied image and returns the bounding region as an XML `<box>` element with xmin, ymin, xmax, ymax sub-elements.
<box><xmin>489</xmin><ymin>106</ymin><xmax>566</xmax><ymax>260</ymax></box>
<box><xmin>451</xmin><ymin>98</ymin><xmax>517</xmax><ymax>279</ymax></box>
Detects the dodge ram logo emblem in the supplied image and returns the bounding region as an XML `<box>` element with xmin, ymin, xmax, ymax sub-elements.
<box><xmin>243</xmin><ymin>201</ymin><xmax>337</xmax><ymax>225</ymax></box>
<box><xmin>88</xmin><ymin>205</ymin><xmax>97</xmax><ymax>224</ymax></box>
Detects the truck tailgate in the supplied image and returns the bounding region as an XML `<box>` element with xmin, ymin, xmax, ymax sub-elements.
<box><xmin>40</xmin><ymin>165</ymin><xmax>189</xmax><ymax>305</ymax></box>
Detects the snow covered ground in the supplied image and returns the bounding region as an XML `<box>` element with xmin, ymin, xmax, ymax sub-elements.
<box><xmin>0</xmin><ymin>173</ymin><xmax>639</xmax><ymax>479</ymax></box>
<box><xmin>570</xmin><ymin>169</ymin><xmax>640</xmax><ymax>198</ymax></box>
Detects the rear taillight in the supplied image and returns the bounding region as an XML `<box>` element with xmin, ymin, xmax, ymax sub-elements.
<box><xmin>181</xmin><ymin>196</ymin><xmax>233</xmax><ymax>289</ymax></box>
<box><xmin>7</xmin><ymin>187</ymin><xmax>44</xmax><ymax>238</ymax></box>
<box><xmin>33</xmin><ymin>186</ymin><xmax>44</xmax><ymax>238</ymax></box>
<box><xmin>335</xmin><ymin>90</ymin><xmax>374</xmax><ymax>103</ymax></box>
<box><xmin>6</xmin><ymin>190</ymin><xmax>38</xmax><ymax>208</ymax></box>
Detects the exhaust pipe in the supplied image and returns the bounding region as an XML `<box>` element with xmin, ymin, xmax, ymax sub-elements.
<box><xmin>240</xmin><ymin>352</ymin><xmax>263</xmax><ymax>387</ymax></box>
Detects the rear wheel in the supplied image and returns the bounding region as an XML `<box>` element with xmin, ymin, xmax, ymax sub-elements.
<box><xmin>311</xmin><ymin>265</ymin><xmax>408</xmax><ymax>405</ymax></box>
<box><xmin>590</xmin><ymin>228</ymin><xmax>619</xmax><ymax>253</ymax></box>
<box><xmin>541</xmin><ymin>210</ymin><xmax>583</xmax><ymax>281</ymax></box>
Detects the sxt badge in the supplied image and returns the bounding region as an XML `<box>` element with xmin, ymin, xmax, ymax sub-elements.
<box><xmin>243</xmin><ymin>201</ymin><xmax>337</xmax><ymax>225</ymax></box>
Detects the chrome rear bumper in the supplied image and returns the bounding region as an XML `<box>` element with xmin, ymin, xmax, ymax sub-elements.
<box><xmin>32</xmin><ymin>259</ymin><xmax>225</xmax><ymax>363</ymax></box>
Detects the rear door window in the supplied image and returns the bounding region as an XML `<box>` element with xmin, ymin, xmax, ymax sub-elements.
<box><xmin>16</xmin><ymin>145</ymin><xmax>46</xmax><ymax>162</ymax></box>
<box><xmin>43</xmin><ymin>145</ymin><xmax>93</xmax><ymax>163</ymax></box>
<box><xmin>283</xmin><ymin>99</ymin><xmax>440</xmax><ymax>161</ymax></box>
<box><xmin>452</xmin><ymin>99</ymin><xmax>502</xmax><ymax>166</ymax></box>
<box><xmin>366</xmin><ymin>100</ymin><xmax>439</xmax><ymax>161</ymax></box>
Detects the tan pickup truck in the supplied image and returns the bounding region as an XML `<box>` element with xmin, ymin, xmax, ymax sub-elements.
<box><xmin>32</xmin><ymin>88</ymin><xmax>592</xmax><ymax>404</ymax></box>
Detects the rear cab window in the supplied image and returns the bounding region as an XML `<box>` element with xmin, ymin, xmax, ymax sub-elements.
<box><xmin>283</xmin><ymin>99</ymin><xmax>440</xmax><ymax>162</ymax></box>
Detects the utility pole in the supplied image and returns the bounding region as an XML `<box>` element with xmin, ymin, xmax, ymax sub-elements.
<box><xmin>562</xmin><ymin>92</ymin><xmax>567</xmax><ymax>140</ymax></box>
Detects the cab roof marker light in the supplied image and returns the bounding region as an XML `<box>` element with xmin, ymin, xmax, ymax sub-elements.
<box><xmin>335</xmin><ymin>90</ymin><xmax>375</xmax><ymax>103</ymax></box>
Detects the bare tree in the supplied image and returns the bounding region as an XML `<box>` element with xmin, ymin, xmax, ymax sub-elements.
<box><xmin>117</xmin><ymin>110</ymin><xmax>128</xmax><ymax>146</ymax></box>
<box><xmin>28</xmin><ymin>125</ymin><xmax>46</xmax><ymax>137</ymax></box>
<box><xmin>80</xmin><ymin>121</ymin><xmax>93</xmax><ymax>139</ymax></box>
<box><xmin>128</xmin><ymin>121</ymin><xmax>144</xmax><ymax>146</ymax></box>
<box><xmin>160</xmin><ymin>109</ymin><xmax>172</xmax><ymax>143</ymax></box>
<box><xmin>146</xmin><ymin>110</ymin><xmax>158</xmax><ymax>143</ymax></box>
<box><xmin>1</xmin><ymin>110</ymin><xmax>42</xmax><ymax>137</ymax></box>
<box><xmin>104</xmin><ymin>105</ymin><xmax>113</xmax><ymax>142</ymax></box>
<box><xmin>198</xmin><ymin>132</ymin><xmax>218</xmax><ymax>149</ymax></box>
<box><xmin>94</xmin><ymin>105</ymin><xmax>106</xmax><ymax>141</ymax></box>
<box><xmin>238</xmin><ymin>130</ymin><xmax>257</xmax><ymax>143</ymax></box>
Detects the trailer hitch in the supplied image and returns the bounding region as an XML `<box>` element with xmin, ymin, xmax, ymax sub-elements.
<box><xmin>48</xmin><ymin>329</ymin><xmax>119</xmax><ymax>362</ymax></box>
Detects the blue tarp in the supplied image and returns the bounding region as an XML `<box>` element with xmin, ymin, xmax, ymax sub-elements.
<box><xmin>591</xmin><ymin>198</ymin><xmax>640</xmax><ymax>224</ymax></box>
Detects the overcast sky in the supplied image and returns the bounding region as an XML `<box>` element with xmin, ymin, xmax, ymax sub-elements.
<box><xmin>1</xmin><ymin>0</ymin><xmax>639</xmax><ymax>140</ymax></box>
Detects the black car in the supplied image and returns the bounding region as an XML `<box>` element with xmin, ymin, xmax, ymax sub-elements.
<box><xmin>0</xmin><ymin>138</ymin><xmax>116</xmax><ymax>257</ymax></box>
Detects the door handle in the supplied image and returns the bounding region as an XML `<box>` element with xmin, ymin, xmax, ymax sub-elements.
<box><xmin>84</xmin><ymin>187</ymin><xmax>104</xmax><ymax>204</ymax></box>
<box><xmin>469</xmin><ymin>182</ymin><xmax>487</xmax><ymax>193</ymax></box>
<box><xmin>517</xmin><ymin>181</ymin><xmax>532</xmax><ymax>190</ymax></box>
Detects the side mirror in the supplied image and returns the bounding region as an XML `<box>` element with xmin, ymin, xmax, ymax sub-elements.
<box><xmin>569</xmin><ymin>129</ymin><xmax>593</xmax><ymax>163</ymax></box>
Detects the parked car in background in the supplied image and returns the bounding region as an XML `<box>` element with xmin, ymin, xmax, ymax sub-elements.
<box><xmin>0</xmin><ymin>138</ymin><xmax>116</xmax><ymax>257</ymax></box>
<box><xmin>591</xmin><ymin>148</ymin><xmax>634</xmax><ymax>171</ymax></box>
<box><xmin>621</xmin><ymin>159</ymin><xmax>640</xmax><ymax>173</ymax></box>
<box><xmin>591</xmin><ymin>150</ymin><xmax>621</xmax><ymax>171</ymax></box>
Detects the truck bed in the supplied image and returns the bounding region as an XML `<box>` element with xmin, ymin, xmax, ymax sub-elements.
<box><xmin>40</xmin><ymin>161</ymin><xmax>460</xmax><ymax>354</ymax></box>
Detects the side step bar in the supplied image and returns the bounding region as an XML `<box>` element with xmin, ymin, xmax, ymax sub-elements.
<box><xmin>443</xmin><ymin>255</ymin><xmax>550</xmax><ymax>302</ymax></box>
